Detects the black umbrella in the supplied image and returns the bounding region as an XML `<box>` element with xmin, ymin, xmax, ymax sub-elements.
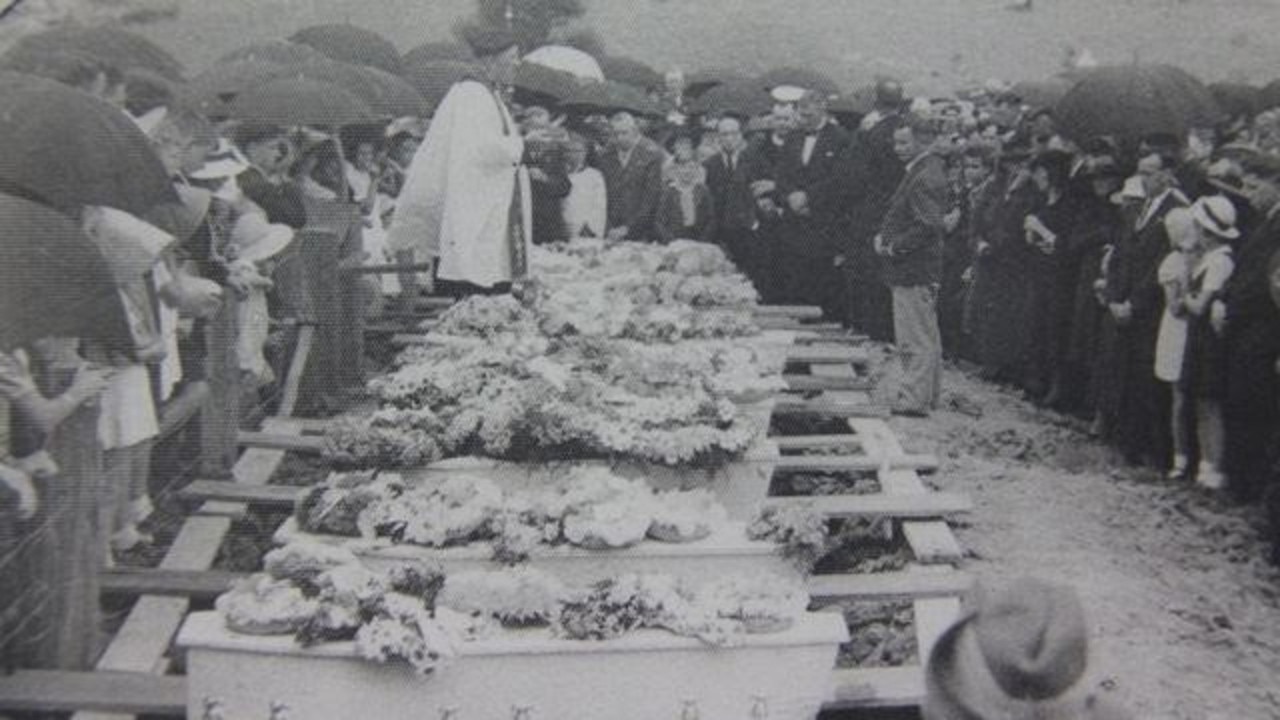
<box><xmin>0</xmin><ymin>192</ymin><xmax>132</xmax><ymax>353</ymax></box>
<box><xmin>757</xmin><ymin>66</ymin><xmax>840</xmax><ymax>96</ymax></box>
<box><xmin>1255</xmin><ymin>80</ymin><xmax>1280</xmax><ymax>114</ymax></box>
<box><xmin>685</xmin><ymin>68</ymin><xmax>751</xmax><ymax>99</ymax></box>
<box><xmin>599</xmin><ymin>55</ymin><xmax>664</xmax><ymax>91</ymax></box>
<box><xmin>513</xmin><ymin>62</ymin><xmax>583</xmax><ymax>107</ymax></box>
<box><xmin>1209</xmin><ymin>82</ymin><xmax>1262</xmax><ymax>121</ymax></box>
<box><xmin>290</xmin><ymin>24</ymin><xmax>402</xmax><ymax>75</ymax></box>
<box><xmin>1056</xmin><ymin>65</ymin><xmax>1224</xmax><ymax>145</ymax></box>
<box><xmin>228</xmin><ymin>76</ymin><xmax>378</xmax><ymax>128</ymax></box>
<box><xmin>402</xmin><ymin>41</ymin><xmax>474</xmax><ymax>67</ymax></box>
<box><xmin>686</xmin><ymin>78</ymin><xmax>772</xmax><ymax>117</ymax></box>
<box><xmin>218</xmin><ymin>40</ymin><xmax>329</xmax><ymax>66</ymax></box>
<box><xmin>272</xmin><ymin>61</ymin><xmax>431</xmax><ymax>118</ymax></box>
<box><xmin>400</xmin><ymin>59</ymin><xmax>480</xmax><ymax>108</ymax></box>
<box><xmin>1009</xmin><ymin>76</ymin><xmax>1075</xmax><ymax>110</ymax></box>
<box><xmin>0</xmin><ymin>72</ymin><xmax>176</xmax><ymax>217</ymax></box>
<box><xmin>3</xmin><ymin>26</ymin><xmax>184</xmax><ymax>81</ymax></box>
<box><xmin>184</xmin><ymin>59</ymin><xmax>286</xmax><ymax>117</ymax></box>
<box><xmin>565</xmin><ymin>80</ymin><xmax>662</xmax><ymax>118</ymax></box>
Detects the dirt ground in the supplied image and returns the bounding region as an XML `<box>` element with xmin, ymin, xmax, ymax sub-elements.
<box><xmin>869</xmin><ymin>349</ymin><xmax>1280</xmax><ymax>719</ymax></box>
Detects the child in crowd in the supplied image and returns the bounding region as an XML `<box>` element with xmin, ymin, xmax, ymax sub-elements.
<box><xmin>562</xmin><ymin>132</ymin><xmax>607</xmax><ymax>239</ymax></box>
<box><xmin>1154</xmin><ymin>207</ymin><xmax>1197</xmax><ymax>481</ymax></box>
<box><xmin>1179</xmin><ymin>195</ymin><xmax>1238</xmax><ymax>490</ymax></box>
<box><xmin>225</xmin><ymin>213</ymin><xmax>295</xmax><ymax>386</ymax></box>
<box><xmin>655</xmin><ymin>132</ymin><xmax>715</xmax><ymax>243</ymax></box>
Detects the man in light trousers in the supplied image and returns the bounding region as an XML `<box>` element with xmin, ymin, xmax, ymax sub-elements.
<box><xmin>875</xmin><ymin>114</ymin><xmax>949</xmax><ymax>416</ymax></box>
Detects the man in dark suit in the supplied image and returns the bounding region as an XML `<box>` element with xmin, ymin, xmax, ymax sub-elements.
<box><xmin>232</xmin><ymin>123</ymin><xmax>307</xmax><ymax>229</ymax></box>
<box><xmin>704</xmin><ymin>116</ymin><xmax>775</xmax><ymax>297</ymax></box>
<box><xmin>599</xmin><ymin>111</ymin><xmax>665</xmax><ymax>242</ymax></box>
<box><xmin>840</xmin><ymin>80</ymin><xmax>906</xmax><ymax>339</ymax></box>
<box><xmin>1107</xmin><ymin>148</ymin><xmax>1187</xmax><ymax>466</ymax></box>
<box><xmin>774</xmin><ymin>90</ymin><xmax>850</xmax><ymax>314</ymax></box>
<box><xmin>876</xmin><ymin>114</ymin><xmax>950</xmax><ymax>416</ymax></box>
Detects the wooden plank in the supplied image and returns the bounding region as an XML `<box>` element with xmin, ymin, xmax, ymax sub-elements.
<box><xmin>755</xmin><ymin>317</ymin><xmax>843</xmax><ymax>331</ymax></box>
<box><xmin>156</xmin><ymin>380</ymin><xmax>209</xmax><ymax>441</ymax></box>
<box><xmin>783</xmin><ymin>374</ymin><xmax>874</xmax><ymax>392</ymax></box>
<box><xmin>774</xmin><ymin>454</ymin><xmax>939</xmax><ymax>473</ymax></box>
<box><xmin>181</xmin><ymin>480</ymin><xmax>302</xmax><ymax>508</ymax></box>
<box><xmin>342</xmin><ymin>261</ymin><xmax>436</xmax><ymax>274</ymax></box>
<box><xmin>807</xmin><ymin>569</ymin><xmax>972</xmax><ymax>602</ymax></box>
<box><xmin>786</xmin><ymin>345</ymin><xmax>870</xmax><ymax>366</ymax></box>
<box><xmin>101</xmin><ymin>568</ymin><xmax>245</xmax><ymax>601</ymax></box>
<box><xmin>391</xmin><ymin>332</ymin><xmax>430</xmax><ymax>347</ymax></box>
<box><xmin>773</xmin><ymin>397</ymin><xmax>891</xmax><ymax>419</ymax></box>
<box><xmin>915</xmin><ymin>595</ymin><xmax>963</xmax><ymax>666</ymax></box>
<box><xmin>278</xmin><ymin>324</ymin><xmax>315</xmax><ymax>418</ymax></box>
<box><xmin>291</xmin><ymin>417</ymin><xmax>332</xmax><ymax>434</ymax></box>
<box><xmin>763</xmin><ymin>493</ymin><xmax>971</xmax><ymax>519</ymax></box>
<box><xmin>773</xmin><ymin>435</ymin><xmax>862</xmax><ymax>451</ymax></box>
<box><xmin>825</xmin><ymin>666</ymin><xmax>925</xmax><ymax>709</ymax></box>
<box><xmin>902</xmin><ymin>522</ymin><xmax>966</xmax><ymax>564</ymax></box>
<box><xmin>199</xmin><ymin>295</ymin><xmax>241</xmax><ymax>478</ymax></box>
<box><xmin>754</xmin><ymin>304</ymin><xmax>824</xmax><ymax>319</ymax></box>
<box><xmin>237</xmin><ymin>430</ymin><xmax>325</xmax><ymax>454</ymax></box>
<box><xmin>0</xmin><ymin>671</ymin><xmax>185</xmax><ymax>715</ymax></box>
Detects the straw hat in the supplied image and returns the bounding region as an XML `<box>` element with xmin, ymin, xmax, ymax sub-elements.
<box><xmin>1190</xmin><ymin>195</ymin><xmax>1240</xmax><ymax>240</ymax></box>
<box><xmin>230</xmin><ymin>212</ymin><xmax>294</xmax><ymax>263</ymax></box>
<box><xmin>189</xmin><ymin>138</ymin><xmax>251</xmax><ymax>181</ymax></box>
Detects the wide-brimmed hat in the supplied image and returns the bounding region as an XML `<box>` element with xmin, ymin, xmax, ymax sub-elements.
<box><xmin>1190</xmin><ymin>195</ymin><xmax>1240</xmax><ymax>240</ymax></box>
<box><xmin>230</xmin><ymin>212</ymin><xmax>294</xmax><ymax>263</ymax></box>
<box><xmin>188</xmin><ymin>138</ymin><xmax>251</xmax><ymax>180</ymax></box>
<box><xmin>769</xmin><ymin>85</ymin><xmax>806</xmax><ymax>104</ymax></box>
<box><xmin>81</xmin><ymin>206</ymin><xmax>178</xmax><ymax>285</ymax></box>
<box><xmin>923</xmin><ymin>577</ymin><xmax>1090</xmax><ymax>720</ymax></box>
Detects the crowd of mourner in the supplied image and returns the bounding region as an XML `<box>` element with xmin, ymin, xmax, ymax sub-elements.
<box><xmin>0</xmin><ymin>23</ymin><xmax>1279</xmax><ymax>697</ymax></box>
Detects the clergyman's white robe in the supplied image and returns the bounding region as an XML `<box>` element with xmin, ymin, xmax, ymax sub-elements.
<box><xmin>388</xmin><ymin>79</ymin><xmax>532</xmax><ymax>288</ymax></box>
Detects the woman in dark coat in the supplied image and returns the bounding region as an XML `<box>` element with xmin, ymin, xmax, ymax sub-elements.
<box><xmin>1022</xmin><ymin>150</ymin><xmax>1079</xmax><ymax>403</ymax></box>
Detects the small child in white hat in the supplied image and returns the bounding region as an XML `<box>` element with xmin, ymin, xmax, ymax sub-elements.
<box><xmin>226</xmin><ymin>213</ymin><xmax>294</xmax><ymax>385</ymax></box>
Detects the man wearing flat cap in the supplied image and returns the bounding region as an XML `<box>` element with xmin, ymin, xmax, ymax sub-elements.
<box><xmin>389</xmin><ymin>24</ymin><xmax>531</xmax><ymax>295</ymax></box>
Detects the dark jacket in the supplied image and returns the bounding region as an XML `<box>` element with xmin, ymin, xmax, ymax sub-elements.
<box><xmin>880</xmin><ymin>152</ymin><xmax>949</xmax><ymax>286</ymax></box>
<box><xmin>236</xmin><ymin>167</ymin><xmax>307</xmax><ymax>229</ymax></box>
<box><xmin>704</xmin><ymin>147</ymin><xmax>770</xmax><ymax>233</ymax></box>
<box><xmin>599</xmin><ymin>137</ymin><xmax>665</xmax><ymax>241</ymax></box>
<box><xmin>775</xmin><ymin>121</ymin><xmax>851</xmax><ymax>225</ymax></box>
<box><xmin>841</xmin><ymin>112</ymin><xmax>905</xmax><ymax>248</ymax></box>
<box><xmin>654</xmin><ymin>182</ymin><xmax>715</xmax><ymax>244</ymax></box>
<box><xmin>1107</xmin><ymin>189</ymin><xmax>1188</xmax><ymax>329</ymax></box>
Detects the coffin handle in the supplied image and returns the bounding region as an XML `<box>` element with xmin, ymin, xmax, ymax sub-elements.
<box><xmin>201</xmin><ymin>697</ymin><xmax>225</xmax><ymax>720</ymax></box>
<box><xmin>750</xmin><ymin>695</ymin><xmax>769</xmax><ymax>718</ymax></box>
<box><xmin>269</xmin><ymin>701</ymin><xmax>292</xmax><ymax>719</ymax></box>
<box><xmin>512</xmin><ymin>704</ymin><xmax>536</xmax><ymax>719</ymax></box>
<box><xmin>680</xmin><ymin>699</ymin><xmax>700</xmax><ymax>720</ymax></box>
<box><xmin>440</xmin><ymin>707</ymin><xmax>460</xmax><ymax>720</ymax></box>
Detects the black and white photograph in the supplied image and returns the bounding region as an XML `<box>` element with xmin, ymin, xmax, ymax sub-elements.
<box><xmin>1</xmin><ymin>1</ymin><xmax>1279</xmax><ymax>718</ymax></box>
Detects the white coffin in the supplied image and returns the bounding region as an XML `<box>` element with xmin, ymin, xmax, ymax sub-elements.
<box><xmin>274</xmin><ymin>518</ymin><xmax>800</xmax><ymax>586</ymax></box>
<box><xmin>404</xmin><ymin>437</ymin><xmax>779</xmax><ymax>522</ymax></box>
<box><xmin>178</xmin><ymin>611</ymin><xmax>847</xmax><ymax>720</ymax></box>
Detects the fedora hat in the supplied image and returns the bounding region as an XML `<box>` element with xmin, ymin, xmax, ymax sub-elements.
<box><xmin>1190</xmin><ymin>195</ymin><xmax>1240</xmax><ymax>240</ymax></box>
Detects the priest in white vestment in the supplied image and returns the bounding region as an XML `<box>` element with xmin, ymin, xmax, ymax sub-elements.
<box><xmin>388</xmin><ymin>26</ymin><xmax>532</xmax><ymax>293</ymax></box>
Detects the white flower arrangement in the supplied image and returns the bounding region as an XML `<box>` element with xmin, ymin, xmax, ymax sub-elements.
<box><xmin>438</xmin><ymin>567</ymin><xmax>568</xmax><ymax>627</ymax></box>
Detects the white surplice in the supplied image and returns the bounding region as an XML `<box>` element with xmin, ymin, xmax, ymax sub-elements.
<box><xmin>387</xmin><ymin>79</ymin><xmax>532</xmax><ymax>288</ymax></box>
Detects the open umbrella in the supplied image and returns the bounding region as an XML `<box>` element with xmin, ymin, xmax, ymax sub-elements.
<box><xmin>1209</xmin><ymin>82</ymin><xmax>1262</xmax><ymax>121</ymax></box>
<box><xmin>0</xmin><ymin>192</ymin><xmax>132</xmax><ymax>353</ymax></box>
<box><xmin>1009</xmin><ymin>76</ymin><xmax>1075</xmax><ymax>110</ymax></box>
<box><xmin>228</xmin><ymin>76</ymin><xmax>377</xmax><ymax>128</ymax></box>
<box><xmin>402</xmin><ymin>41</ymin><xmax>474</xmax><ymax>67</ymax></box>
<box><xmin>1256</xmin><ymin>80</ymin><xmax>1280</xmax><ymax>113</ymax></box>
<box><xmin>3</xmin><ymin>26</ymin><xmax>184</xmax><ymax>81</ymax></box>
<box><xmin>525</xmin><ymin>45</ymin><xmax>605</xmax><ymax>82</ymax></box>
<box><xmin>1055</xmin><ymin>65</ymin><xmax>1223</xmax><ymax>145</ymax></box>
<box><xmin>290</xmin><ymin>24</ymin><xmax>402</xmax><ymax>75</ymax></box>
<box><xmin>513</xmin><ymin>61</ymin><xmax>583</xmax><ymax>107</ymax></box>
<box><xmin>564</xmin><ymin>80</ymin><xmax>662</xmax><ymax>118</ymax></box>
<box><xmin>757</xmin><ymin>66</ymin><xmax>840</xmax><ymax>96</ymax></box>
<box><xmin>272</xmin><ymin>61</ymin><xmax>431</xmax><ymax>118</ymax></box>
<box><xmin>184</xmin><ymin>59</ymin><xmax>286</xmax><ymax>117</ymax></box>
<box><xmin>686</xmin><ymin>78</ymin><xmax>772</xmax><ymax>117</ymax></box>
<box><xmin>400</xmin><ymin>59</ymin><xmax>479</xmax><ymax>108</ymax></box>
<box><xmin>599</xmin><ymin>55</ymin><xmax>664</xmax><ymax>91</ymax></box>
<box><xmin>829</xmin><ymin>87</ymin><xmax>877</xmax><ymax>126</ymax></box>
<box><xmin>217</xmin><ymin>40</ymin><xmax>328</xmax><ymax>66</ymax></box>
<box><xmin>685</xmin><ymin>68</ymin><xmax>751</xmax><ymax>99</ymax></box>
<box><xmin>0</xmin><ymin>72</ymin><xmax>175</xmax><ymax>217</ymax></box>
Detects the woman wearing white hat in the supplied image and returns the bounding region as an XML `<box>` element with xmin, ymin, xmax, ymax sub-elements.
<box><xmin>1178</xmin><ymin>195</ymin><xmax>1239</xmax><ymax>490</ymax></box>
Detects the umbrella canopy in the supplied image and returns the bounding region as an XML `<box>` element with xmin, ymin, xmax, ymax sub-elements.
<box><xmin>400</xmin><ymin>59</ymin><xmax>479</xmax><ymax>108</ymax></box>
<box><xmin>217</xmin><ymin>40</ymin><xmax>329</xmax><ymax>66</ymax></box>
<box><xmin>1009</xmin><ymin>76</ymin><xmax>1075</xmax><ymax>110</ymax></box>
<box><xmin>402</xmin><ymin>41</ymin><xmax>473</xmax><ymax>66</ymax></box>
<box><xmin>757</xmin><ymin>66</ymin><xmax>840</xmax><ymax>96</ymax></box>
<box><xmin>0</xmin><ymin>192</ymin><xmax>133</xmax><ymax>353</ymax></box>
<box><xmin>599</xmin><ymin>55</ymin><xmax>663</xmax><ymax>91</ymax></box>
<box><xmin>0</xmin><ymin>72</ymin><xmax>175</xmax><ymax>217</ymax></box>
<box><xmin>272</xmin><ymin>61</ymin><xmax>430</xmax><ymax>118</ymax></box>
<box><xmin>829</xmin><ymin>86</ymin><xmax>877</xmax><ymax>123</ymax></box>
<box><xmin>289</xmin><ymin>24</ymin><xmax>402</xmax><ymax>75</ymax></box>
<box><xmin>228</xmin><ymin>76</ymin><xmax>377</xmax><ymax>128</ymax></box>
<box><xmin>524</xmin><ymin>45</ymin><xmax>605</xmax><ymax>82</ymax></box>
<box><xmin>1055</xmin><ymin>65</ymin><xmax>1223</xmax><ymax>145</ymax></box>
<box><xmin>184</xmin><ymin>59</ymin><xmax>286</xmax><ymax>117</ymax></box>
<box><xmin>686</xmin><ymin>78</ymin><xmax>773</xmax><ymax>117</ymax></box>
<box><xmin>513</xmin><ymin>61</ymin><xmax>584</xmax><ymax>107</ymax></box>
<box><xmin>4</xmin><ymin>26</ymin><xmax>184</xmax><ymax>81</ymax></box>
<box><xmin>1256</xmin><ymin>80</ymin><xmax>1280</xmax><ymax>113</ymax></box>
<box><xmin>564</xmin><ymin>80</ymin><xmax>662</xmax><ymax>118</ymax></box>
<box><xmin>1209</xmin><ymin>82</ymin><xmax>1263</xmax><ymax>120</ymax></box>
<box><xmin>685</xmin><ymin>68</ymin><xmax>751</xmax><ymax>99</ymax></box>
